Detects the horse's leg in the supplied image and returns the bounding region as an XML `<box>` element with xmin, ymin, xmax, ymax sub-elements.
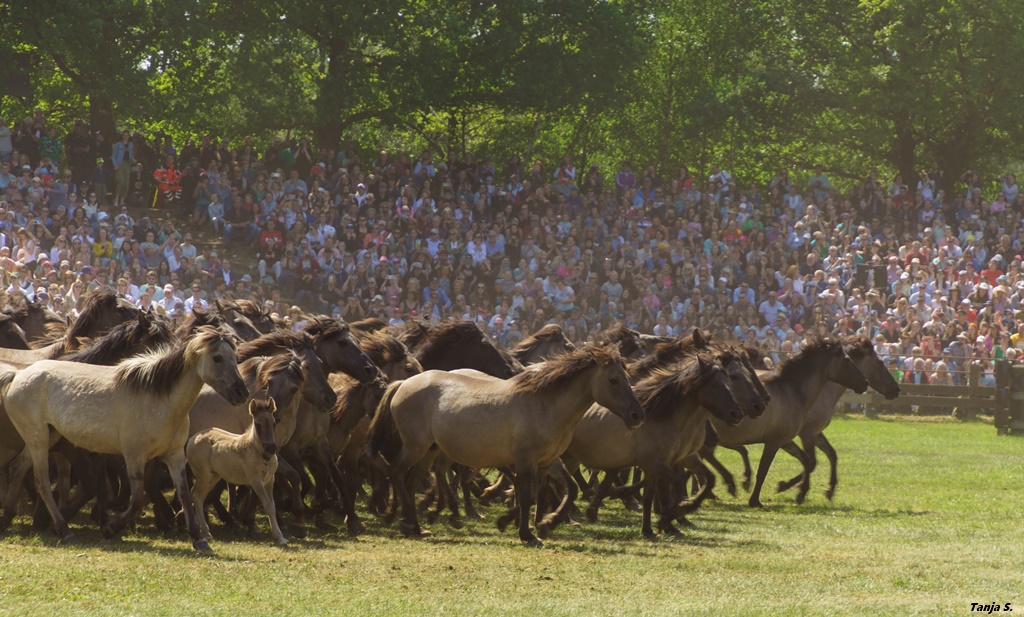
<box><xmin>314</xmin><ymin>438</ymin><xmax>364</xmax><ymax>536</ymax></box>
<box><xmin>251</xmin><ymin>475</ymin><xmax>288</xmax><ymax>547</ymax></box>
<box><xmin>748</xmin><ymin>443</ymin><xmax>779</xmax><ymax>508</ymax></box>
<box><xmin>776</xmin><ymin>439</ymin><xmax>807</xmax><ymax>494</ymax></box>
<box><xmin>817</xmin><ymin>433</ymin><xmax>839</xmax><ymax>501</ymax></box>
<box><xmin>480</xmin><ymin>468</ymin><xmax>513</xmax><ymax>505</ymax></box>
<box><xmin>674</xmin><ymin>455</ymin><xmax>715</xmax><ymax>517</ymax></box>
<box><xmin>190</xmin><ymin>468</ymin><xmax>217</xmax><ymax>543</ymax></box>
<box><xmin>277</xmin><ymin>446</ymin><xmax>308</xmax><ymax>538</ymax></box>
<box><xmin>460</xmin><ymin>466</ymin><xmax>484</xmax><ymax>520</ymax></box>
<box><xmin>144</xmin><ymin>460</ymin><xmax>176</xmax><ymax>532</ymax></box>
<box><xmin>102</xmin><ymin>455</ymin><xmax>149</xmax><ymax>540</ymax></box>
<box><xmin>699</xmin><ymin>445</ymin><xmax>737</xmax><ymax>498</ymax></box>
<box><xmin>537</xmin><ymin>461</ymin><xmax>575</xmax><ymax>538</ymax></box>
<box><xmin>28</xmin><ymin>447</ymin><xmax>73</xmax><ymax>542</ymax></box>
<box><xmin>728</xmin><ymin>445</ymin><xmax>753</xmax><ymax>492</ymax></box>
<box><xmin>512</xmin><ymin>461</ymin><xmax>541</xmax><ymax>547</ymax></box>
<box><xmin>162</xmin><ymin>451</ymin><xmax>209</xmax><ymax>552</ymax></box>
<box><xmin>640</xmin><ymin>467</ymin><xmax>659</xmax><ymax>538</ymax></box>
<box><xmin>585</xmin><ymin>471</ymin><xmax>616</xmax><ymax>523</ymax></box>
<box><xmin>779</xmin><ymin>439</ymin><xmax>814</xmax><ymax>504</ymax></box>
<box><xmin>53</xmin><ymin>451</ymin><xmax>72</xmax><ymax>511</ymax></box>
<box><xmin>0</xmin><ymin>450</ymin><xmax>33</xmax><ymax>532</ymax></box>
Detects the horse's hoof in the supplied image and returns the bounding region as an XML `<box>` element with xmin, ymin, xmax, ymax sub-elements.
<box><xmin>795</xmin><ymin>492</ymin><xmax>808</xmax><ymax>505</ymax></box>
<box><xmin>536</xmin><ymin>522</ymin><xmax>552</xmax><ymax>540</ymax></box>
<box><xmin>399</xmin><ymin>522</ymin><xmax>430</xmax><ymax>538</ymax></box>
<box><xmin>642</xmin><ymin>530</ymin><xmax>658</xmax><ymax>540</ymax></box>
<box><xmin>623</xmin><ymin>497</ymin><xmax>642</xmax><ymax>512</ymax></box>
<box><xmin>748</xmin><ymin>498</ymin><xmax>765</xmax><ymax>509</ymax></box>
<box><xmin>676</xmin><ymin>499</ymin><xmax>699</xmax><ymax>515</ymax></box>
<box><xmin>448</xmin><ymin>516</ymin><xmax>463</xmax><ymax>530</ymax></box>
<box><xmin>347</xmin><ymin>519</ymin><xmax>367</xmax><ymax>537</ymax></box>
<box><xmin>59</xmin><ymin>533</ymin><xmax>77</xmax><ymax>545</ymax></box>
<box><xmin>287</xmin><ymin>523</ymin><xmax>307</xmax><ymax>539</ymax></box>
<box><xmin>776</xmin><ymin>481</ymin><xmax>788</xmax><ymax>494</ymax></box>
<box><xmin>825</xmin><ymin>488</ymin><xmax>835</xmax><ymax>502</ymax></box>
<box><xmin>496</xmin><ymin>513</ymin><xmax>514</xmax><ymax>532</ymax></box>
<box><xmin>100</xmin><ymin>524</ymin><xmax>117</xmax><ymax>540</ymax></box>
<box><xmin>741</xmin><ymin>479</ymin><xmax>751</xmax><ymax>492</ymax></box>
<box><xmin>522</xmin><ymin>535</ymin><xmax>543</xmax><ymax>548</ymax></box>
<box><xmin>584</xmin><ymin>507</ymin><xmax>599</xmax><ymax>524</ymax></box>
<box><xmin>276</xmin><ymin>538</ymin><xmax>290</xmax><ymax>547</ymax></box>
<box><xmin>192</xmin><ymin>539</ymin><xmax>213</xmax><ymax>553</ymax></box>
<box><xmin>726</xmin><ymin>484</ymin><xmax>737</xmax><ymax>498</ymax></box>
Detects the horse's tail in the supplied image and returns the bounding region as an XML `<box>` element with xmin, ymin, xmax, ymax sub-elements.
<box><xmin>367</xmin><ymin>380</ymin><xmax>404</xmax><ymax>463</ymax></box>
<box><xmin>0</xmin><ymin>369</ymin><xmax>16</xmax><ymax>401</ymax></box>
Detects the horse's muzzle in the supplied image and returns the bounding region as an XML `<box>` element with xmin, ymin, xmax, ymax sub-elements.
<box><xmin>625</xmin><ymin>410</ymin><xmax>644</xmax><ymax>430</ymax></box>
<box><xmin>230</xmin><ymin>384</ymin><xmax>250</xmax><ymax>405</ymax></box>
<box><xmin>885</xmin><ymin>385</ymin><xmax>902</xmax><ymax>400</ymax></box>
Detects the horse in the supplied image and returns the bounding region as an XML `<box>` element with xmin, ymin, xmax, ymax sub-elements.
<box><xmin>187</xmin><ymin>398</ymin><xmax>288</xmax><ymax>547</ymax></box>
<box><xmin>176</xmin><ymin>305</ymin><xmax>258</xmax><ymax>343</ymax></box>
<box><xmin>511</xmin><ymin>324</ymin><xmax>576</xmax><ymax>365</ymax></box>
<box><xmin>328</xmin><ymin>330</ymin><xmax>423</xmax><ymax>524</ymax></box>
<box><xmin>368</xmin><ymin>345</ymin><xmax>645</xmax><ymax>547</ymax></box>
<box><xmin>0</xmin><ymin>287</ymin><xmax>141</xmax><ymax>365</ymax></box>
<box><xmin>0</xmin><ymin>325</ymin><xmax>248</xmax><ymax>550</ymax></box>
<box><xmin>593</xmin><ymin>324</ymin><xmax>644</xmax><ymax>359</ymax></box>
<box><xmin>706</xmin><ymin>338</ymin><xmax>869</xmax><ymax>508</ymax></box>
<box><xmin>180</xmin><ymin>330</ymin><xmax>339</xmax><ymax>537</ymax></box>
<box><xmin>350</xmin><ymin>317</ymin><xmax>389</xmax><ymax>333</ymax></box>
<box><xmin>5</xmin><ymin>299</ymin><xmax>66</xmax><ymax>344</ymax></box>
<box><xmin>764</xmin><ymin>336</ymin><xmax>901</xmax><ymax>503</ymax></box>
<box><xmin>564</xmin><ymin>354</ymin><xmax>745</xmax><ymax>537</ymax></box>
<box><xmin>234</xmin><ymin>299</ymin><xmax>279</xmax><ymax>335</ymax></box>
<box><xmin>398</xmin><ymin>320</ymin><xmax>522</xmax><ymax>377</ymax></box>
<box><xmin>0</xmin><ymin>313</ymin><xmax>30</xmax><ymax>350</ymax></box>
<box><xmin>638</xmin><ymin>334</ymin><xmax>675</xmax><ymax>355</ymax></box>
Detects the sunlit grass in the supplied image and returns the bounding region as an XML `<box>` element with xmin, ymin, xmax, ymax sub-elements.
<box><xmin>1</xmin><ymin>415</ymin><xmax>1022</xmax><ymax>616</ymax></box>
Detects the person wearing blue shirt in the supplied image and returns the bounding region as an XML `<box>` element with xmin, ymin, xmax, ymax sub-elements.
<box><xmin>111</xmin><ymin>131</ymin><xmax>135</xmax><ymax>207</ymax></box>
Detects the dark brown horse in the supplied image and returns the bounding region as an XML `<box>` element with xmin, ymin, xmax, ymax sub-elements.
<box><xmin>511</xmin><ymin>324</ymin><xmax>575</xmax><ymax>365</ymax></box>
<box><xmin>399</xmin><ymin>321</ymin><xmax>521</xmax><ymax>377</ymax></box>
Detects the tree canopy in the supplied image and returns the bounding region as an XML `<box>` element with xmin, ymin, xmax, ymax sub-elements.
<box><xmin>2</xmin><ymin>0</ymin><xmax>1023</xmax><ymax>188</ymax></box>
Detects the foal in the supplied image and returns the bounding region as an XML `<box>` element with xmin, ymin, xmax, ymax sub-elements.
<box><xmin>187</xmin><ymin>398</ymin><xmax>288</xmax><ymax>547</ymax></box>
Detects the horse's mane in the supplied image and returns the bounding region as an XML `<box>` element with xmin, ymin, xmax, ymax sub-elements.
<box><xmin>62</xmin><ymin>314</ymin><xmax>173</xmax><ymax>365</ymax></box>
<box><xmin>357</xmin><ymin>330</ymin><xmax>410</xmax><ymax>367</ymax></box>
<box><xmin>240</xmin><ymin>351</ymin><xmax>306</xmax><ymax>392</ymax></box>
<box><xmin>331</xmin><ymin>375</ymin><xmax>389</xmax><ymax>423</ymax></box>
<box><xmin>594</xmin><ymin>324</ymin><xmax>641</xmax><ymax>357</ymax></box>
<box><xmin>303</xmin><ymin>316</ymin><xmax>351</xmax><ymax>340</ymax></box>
<box><xmin>235</xmin><ymin>299</ymin><xmax>269</xmax><ymax>319</ymax></box>
<box><xmin>351</xmin><ymin>317</ymin><xmax>389</xmax><ymax>333</ymax></box>
<box><xmin>511</xmin><ymin>323</ymin><xmax>569</xmax><ymax>362</ymax></box>
<box><xmin>414</xmin><ymin>321</ymin><xmax>482</xmax><ymax>356</ymax></box>
<box><xmin>632</xmin><ymin>355</ymin><xmax>716</xmax><ymax>421</ymax></box>
<box><xmin>840</xmin><ymin>334</ymin><xmax>873</xmax><ymax>356</ymax></box>
<box><xmin>37</xmin><ymin>286</ymin><xmax>134</xmax><ymax>350</ymax></box>
<box><xmin>510</xmin><ymin>346</ymin><xmax>620</xmax><ymax>394</ymax></box>
<box><xmin>769</xmin><ymin>337</ymin><xmax>842</xmax><ymax>382</ymax></box>
<box><xmin>237</xmin><ymin>330</ymin><xmax>315</xmax><ymax>363</ymax></box>
<box><xmin>396</xmin><ymin>319</ymin><xmax>433</xmax><ymax>350</ymax></box>
<box><xmin>175</xmin><ymin>307</ymin><xmax>228</xmax><ymax>340</ymax></box>
<box><xmin>115</xmin><ymin>326</ymin><xmax>235</xmax><ymax>396</ymax></box>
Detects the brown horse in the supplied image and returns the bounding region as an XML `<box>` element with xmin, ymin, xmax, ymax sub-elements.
<box><xmin>565</xmin><ymin>354</ymin><xmax>745</xmax><ymax>537</ymax></box>
<box><xmin>5</xmin><ymin>299</ymin><xmax>66</xmax><ymax>344</ymax></box>
<box><xmin>707</xmin><ymin>338</ymin><xmax>868</xmax><ymax>508</ymax></box>
<box><xmin>234</xmin><ymin>299</ymin><xmax>279</xmax><ymax>335</ymax></box>
<box><xmin>398</xmin><ymin>321</ymin><xmax>522</xmax><ymax>377</ymax></box>
<box><xmin>0</xmin><ymin>313</ymin><xmax>30</xmax><ymax>350</ymax></box>
<box><xmin>593</xmin><ymin>324</ymin><xmax>644</xmax><ymax>359</ymax></box>
<box><xmin>765</xmin><ymin>336</ymin><xmax>901</xmax><ymax>502</ymax></box>
<box><xmin>511</xmin><ymin>324</ymin><xmax>576</xmax><ymax>365</ymax></box>
<box><xmin>369</xmin><ymin>346</ymin><xmax>644</xmax><ymax>546</ymax></box>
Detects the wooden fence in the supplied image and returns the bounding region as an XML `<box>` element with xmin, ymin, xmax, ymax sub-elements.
<box><xmin>837</xmin><ymin>360</ymin><xmax>1022</xmax><ymax>434</ymax></box>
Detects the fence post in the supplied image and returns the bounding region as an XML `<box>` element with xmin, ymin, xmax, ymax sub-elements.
<box><xmin>996</xmin><ymin>360</ymin><xmax>1011</xmax><ymax>435</ymax></box>
<box><xmin>961</xmin><ymin>364</ymin><xmax>981</xmax><ymax>421</ymax></box>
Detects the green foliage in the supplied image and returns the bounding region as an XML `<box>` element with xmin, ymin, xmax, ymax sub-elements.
<box><xmin>3</xmin><ymin>0</ymin><xmax>1024</xmax><ymax>187</ymax></box>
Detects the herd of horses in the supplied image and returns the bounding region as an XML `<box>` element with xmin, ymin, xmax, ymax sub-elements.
<box><xmin>0</xmin><ymin>288</ymin><xmax>901</xmax><ymax>551</ymax></box>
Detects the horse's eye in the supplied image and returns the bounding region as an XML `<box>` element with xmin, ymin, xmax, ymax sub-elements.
<box><xmin>212</xmin><ymin>355</ymin><xmax>223</xmax><ymax>364</ymax></box>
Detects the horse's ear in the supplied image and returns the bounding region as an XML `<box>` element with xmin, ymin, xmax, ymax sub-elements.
<box><xmin>697</xmin><ymin>355</ymin><xmax>708</xmax><ymax>372</ymax></box>
<box><xmin>247</xmin><ymin>399</ymin><xmax>259</xmax><ymax>415</ymax></box>
<box><xmin>192</xmin><ymin>306</ymin><xmax>203</xmax><ymax>318</ymax></box>
<box><xmin>692</xmin><ymin>328</ymin><xmax>707</xmax><ymax>348</ymax></box>
<box><xmin>137</xmin><ymin>310</ymin><xmax>150</xmax><ymax>325</ymax></box>
<box><xmin>589</xmin><ymin>348</ymin><xmax>611</xmax><ymax>366</ymax></box>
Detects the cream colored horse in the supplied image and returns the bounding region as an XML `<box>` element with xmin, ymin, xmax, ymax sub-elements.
<box><xmin>369</xmin><ymin>346</ymin><xmax>645</xmax><ymax>547</ymax></box>
<box><xmin>187</xmin><ymin>398</ymin><xmax>287</xmax><ymax>547</ymax></box>
<box><xmin>0</xmin><ymin>326</ymin><xmax>248</xmax><ymax>550</ymax></box>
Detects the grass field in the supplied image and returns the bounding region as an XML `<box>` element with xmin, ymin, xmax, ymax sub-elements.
<box><xmin>1</xmin><ymin>414</ymin><xmax>1023</xmax><ymax>616</ymax></box>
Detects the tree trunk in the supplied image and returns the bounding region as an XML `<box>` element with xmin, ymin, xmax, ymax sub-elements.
<box><xmin>88</xmin><ymin>92</ymin><xmax>116</xmax><ymax>139</ymax></box>
<box><xmin>316</xmin><ymin>47</ymin><xmax>348</xmax><ymax>148</ymax></box>
<box><xmin>893</xmin><ymin>123</ymin><xmax>916</xmax><ymax>193</ymax></box>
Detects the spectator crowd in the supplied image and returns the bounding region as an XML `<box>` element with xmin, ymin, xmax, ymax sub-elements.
<box><xmin>2</xmin><ymin>108</ymin><xmax>1024</xmax><ymax>387</ymax></box>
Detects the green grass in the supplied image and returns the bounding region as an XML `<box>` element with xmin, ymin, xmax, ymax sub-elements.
<box><xmin>2</xmin><ymin>415</ymin><xmax>1023</xmax><ymax>616</ymax></box>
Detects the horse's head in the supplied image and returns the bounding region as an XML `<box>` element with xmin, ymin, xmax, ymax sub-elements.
<box><xmin>215</xmin><ymin>301</ymin><xmax>262</xmax><ymax>342</ymax></box>
<box><xmin>423</xmin><ymin>323</ymin><xmax>519</xmax><ymax>377</ymax></box>
<box><xmin>249</xmin><ymin>398</ymin><xmax>279</xmax><ymax>459</ymax></box>
<box><xmin>824</xmin><ymin>342</ymin><xmax>869</xmax><ymax>394</ymax></box>
<box><xmin>845</xmin><ymin>337</ymin><xmax>901</xmax><ymax>400</ymax></box>
<box><xmin>0</xmin><ymin>313</ymin><xmax>29</xmax><ymax>349</ymax></box>
<box><xmin>260</xmin><ymin>352</ymin><xmax>308</xmax><ymax>421</ymax></box>
<box><xmin>296</xmin><ymin>342</ymin><xmax>339</xmax><ymax>412</ymax></box>
<box><xmin>192</xmin><ymin>327</ymin><xmax>249</xmax><ymax>405</ymax></box>
<box><xmin>718</xmin><ymin>350</ymin><xmax>767</xmax><ymax>418</ymax></box>
<box><xmin>308</xmin><ymin>318</ymin><xmax>377</xmax><ymax>383</ymax></box>
<box><xmin>589</xmin><ymin>347</ymin><xmax>644</xmax><ymax>429</ymax></box>
<box><xmin>694</xmin><ymin>356</ymin><xmax>745</xmax><ymax>426</ymax></box>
